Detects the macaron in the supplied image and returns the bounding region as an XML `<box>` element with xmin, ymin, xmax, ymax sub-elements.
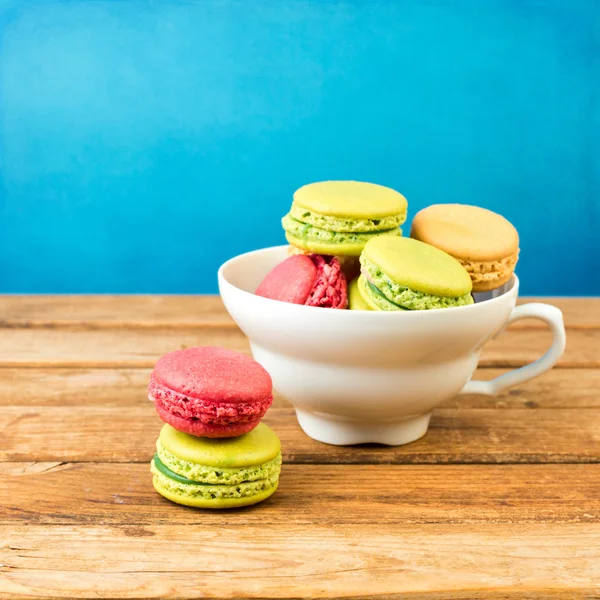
<box><xmin>151</xmin><ymin>423</ymin><xmax>282</xmax><ymax>508</ymax></box>
<box><xmin>358</xmin><ymin>236</ymin><xmax>474</xmax><ymax>310</ymax></box>
<box><xmin>282</xmin><ymin>181</ymin><xmax>408</xmax><ymax>257</ymax></box>
<box><xmin>348</xmin><ymin>277</ymin><xmax>370</xmax><ymax>310</ymax></box>
<box><xmin>410</xmin><ymin>204</ymin><xmax>519</xmax><ymax>292</ymax></box>
<box><xmin>149</xmin><ymin>346</ymin><xmax>273</xmax><ymax>438</ymax></box>
<box><xmin>256</xmin><ymin>254</ymin><xmax>348</xmax><ymax>309</ymax></box>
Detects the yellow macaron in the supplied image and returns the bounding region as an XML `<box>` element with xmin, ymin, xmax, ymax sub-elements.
<box><xmin>282</xmin><ymin>181</ymin><xmax>407</xmax><ymax>257</ymax></box>
<box><xmin>410</xmin><ymin>204</ymin><xmax>519</xmax><ymax>292</ymax></box>
<box><xmin>348</xmin><ymin>277</ymin><xmax>371</xmax><ymax>310</ymax></box>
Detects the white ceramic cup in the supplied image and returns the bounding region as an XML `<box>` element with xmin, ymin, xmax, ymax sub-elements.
<box><xmin>218</xmin><ymin>246</ymin><xmax>566</xmax><ymax>446</ymax></box>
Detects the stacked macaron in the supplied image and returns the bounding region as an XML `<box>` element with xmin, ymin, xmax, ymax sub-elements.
<box><xmin>149</xmin><ymin>346</ymin><xmax>281</xmax><ymax>508</ymax></box>
<box><xmin>283</xmin><ymin>180</ymin><xmax>408</xmax><ymax>279</ymax></box>
<box><xmin>283</xmin><ymin>180</ymin><xmax>407</xmax><ymax>256</ymax></box>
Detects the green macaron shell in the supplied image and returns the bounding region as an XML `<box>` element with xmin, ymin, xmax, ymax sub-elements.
<box><xmin>360</xmin><ymin>255</ymin><xmax>474</xmax><ymax>310</ymax></box>
<box><xmin>290</xmin><ymin>202</ymin><xmax>405</xmax><ymax>233</ymax></box>
<box><xmin>293</xmin><ymin>180</ymin><xmax>408</xmax><ymax>219</ymax></box>
<box><xmin>159</xmin><ymin>422</ymin><xmax>280</xmax><ymax>468</ymax></box>
<box><xmin>156</xmin><ymin>440</ymin><xmax>282</xmax><ymax>485</ymax></box>
<box><xmin>152</xmin><ymin>423</ymin><xmax>282</xmax><ymax>509</ymax></box>
<box><xmin>283</xmin><ymin>214</ymin><xmax>401</xmax><ymax>256</ymax></box>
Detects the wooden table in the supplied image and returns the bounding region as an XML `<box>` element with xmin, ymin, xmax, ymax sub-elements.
<box><xmin>1</xmin><ymin>296</ymin><xmax>599</xmax><ymax>599</ymax></box>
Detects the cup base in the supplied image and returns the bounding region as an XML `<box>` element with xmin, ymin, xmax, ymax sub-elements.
<box><xmin>295</xmin><ymin>409</ymin><xmax>431</xmax><ymax>446</ymax></box>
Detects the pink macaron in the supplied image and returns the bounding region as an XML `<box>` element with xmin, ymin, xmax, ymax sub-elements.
<box><xmin>149</xmin><ymin>346</ymin><xmax>273</xmax><ymax>438</ymax></box>
<box><xmin>256</xmin><ymin>254</ymin><xmax>348</xmax><ymax>308</ymax></box>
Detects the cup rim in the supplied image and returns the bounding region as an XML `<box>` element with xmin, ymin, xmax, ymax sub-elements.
<box><xmin>218</xmin><ymin>245</ymin><xmax>519</xmax><ymax>319</ymax></box>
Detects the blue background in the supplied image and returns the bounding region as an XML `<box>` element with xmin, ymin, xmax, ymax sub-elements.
<box><xmin>0</xmin><ymin>0</ymin><xmax>598</xmax><ymax>294</ymax></box>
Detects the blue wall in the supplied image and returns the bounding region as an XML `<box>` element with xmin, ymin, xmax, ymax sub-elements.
<box><xmin>0</xmin><ymin>0</ymin><xmax>598</xmax><ymax>294</ymax></box>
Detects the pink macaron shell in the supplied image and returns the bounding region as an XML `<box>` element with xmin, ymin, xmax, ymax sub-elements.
<box><xmin>255</xmin><ymin>254</ymin><xmax>317</xmax><ymax>304</ymax></box>
<box><xmin>149</xmin><ymin>346</ymin><xmax>273</xmax><ymax>437</ymax></box>
<box><xmin>155</xmin><ymin>403</ymin><xmax>261</xmax><ymax>438</ymax></box>
<box><xmin>151</xmin><ymin>346</ymin><xmax>272</xmax><ymax>404</ymax></box>
<box><xmin>305</xmin><ymin>255</ymin><xmax>348</xmax><ymax>309</ymax></box>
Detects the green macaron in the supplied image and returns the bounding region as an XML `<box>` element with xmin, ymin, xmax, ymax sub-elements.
<box><xmin>282</xmin><ymin>181</ymin><xmax>407</xmax><ymax>256</ymax></box>
<box><xmin>358</xmin><ymin>236</ymin><xmax>474</xmax><ymax>311</ymax></box>
<box><xmin>151</xmin><ymin>423</ymin><xmax>282</xmax><ymax>508</ymax></box>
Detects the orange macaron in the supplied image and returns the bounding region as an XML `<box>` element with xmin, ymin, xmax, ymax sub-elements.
<box><xmin>410</xmin><ymin>204</ymin><xmax>519</xmax><ymax>292</ymax></box>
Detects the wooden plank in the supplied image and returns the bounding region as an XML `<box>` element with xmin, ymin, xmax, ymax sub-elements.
<box><xmin>2</xmin><ymin>403</ymin><xmax>599</xmax><ymax>464</ymax></box>
<box><xmin>2</xmin><ymin>463</ymin><xmax>599</xmax><ymax>526</ymax></box>
<box><xmin>2</xmin><ymin>367</ymin><xmax>599</xmax><ymax>409</ymax></box>
<box><xmin>1</xmin><ymin>524</ymin><xmax>598</xmax><ymax>599</ymax></box>
<box><xmin>435</xmin><ymin>368</ymin><xmax>600</xmax><ymax>409</ymax></box>
<box><xmin>0</xmin><ymin>326</ymin><xmax>596</xmax><ymax>368</ymax></box>
<box><xmin>0</xmin><ymin>295</ymin><xmax>235</xmax><ymax>327</ymax></box>
<box><xmin>0</xmin><ymin>368</ymin><xmax>151</xmax><ymax>407</ymax></box>
<box><xmin>516</xmin><ymin>297</ymin><xmax>600</xmax><ymax>329</ymax></box>
<box><xmin>0</xmin><ymin>295</ymin><xmax>597</xmax><ymax>328</ymax></box>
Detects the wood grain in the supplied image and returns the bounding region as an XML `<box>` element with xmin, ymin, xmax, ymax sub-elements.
<box><xmin>0</xmin><ymin>295</ymin><xmax>234</xmax><ymax>327</ymax></box>
<box><xmin>2</xmin><ymin>367</ymin><xmax>600</xmax><ymax>408</ymax></box>
<box><xmin>0</xmin><ymin>295</ymin><xmax>597</xmax><ymax>328</ymax></box>
<box><xmin>2</xmin><ymin>463</ymin><xmax>599</xmax><ymax>526</ymax></box>
<box><xmin>0</xmin><ymin>325</ymin><xmax>597</xmax><ymax>367</ymax></box>
<box><xmin>1</xmin><ymin>524</ymin><xmax>599</xmax><ymax>599</ymax></box>
<box><xmin>2</xmin><ymin>403</ymin><xmax>600</xmax><ymax>464</ymax></box>
<box><xmin>0</xmin><ymin>367</ymin><xmax>152</xmax><ymax>407</ymax></box>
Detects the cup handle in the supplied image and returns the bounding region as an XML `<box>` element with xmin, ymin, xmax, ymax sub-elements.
<box><xmin>459</xmin><ymin>303</ymin><xmax>566</xmax><ymax>396</ymax></box>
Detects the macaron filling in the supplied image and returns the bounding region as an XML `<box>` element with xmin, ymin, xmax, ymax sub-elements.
<box><xmin>155</xmin><ymin>439</ymin><xmax>282</xmax><ymax>485</ymax></box>
<box><xmin>151</xmin><ymin>453</ymin><xmax>281</xmax><ymax>500</ymax></box>
<box><xmin>290</xmin><ymin>202</ymin><xmax>405</xmax><ymax>233</ymax></box>
<box><xmin>460</xmin><ymin>251</ymin><xmax>519</xmax><ymax>288</ymax></box>
<box><xmin>306</xmin><ymin>254</ymin><xmax>348</xmax><ymax>309</ymax></box>
<box><xmin>360</xmin><ymin>256</ymin><xmax>474</xmax><ymax>310</ymax></box>
<box><xmin>358</xmin><ymin>277</ymin><xmax>406</xmax><ymax>311</ymax></box>
<box><xmin>149</xmin><ymin>376</ymin><xmax>272</xmax><ymax>426</ymax></box>
<box><xmin>282</xmin><ymin>214</ymin><xmax>401</xmax><ymax>246</ymax></box>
